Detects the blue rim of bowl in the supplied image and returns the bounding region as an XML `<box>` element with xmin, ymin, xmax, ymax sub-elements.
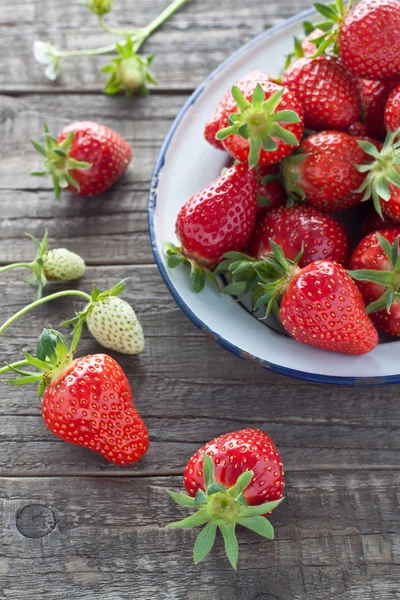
<box><xmin>148</xmin><ymin>6</ymin><xmax>398</xmax><ymax>387</ymax></box>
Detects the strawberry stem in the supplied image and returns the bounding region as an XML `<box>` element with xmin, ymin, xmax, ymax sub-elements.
<box><xmin>0</xmin><ymin>360</ymin><xmax>30</xmax><ymax>375</ymax></box>
<box><xmin>0</xmin><ymin>262</ymin><xmax>34</xmax><ymax>273</ymax></box>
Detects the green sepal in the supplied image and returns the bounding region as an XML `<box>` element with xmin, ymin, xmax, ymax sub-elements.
<box><xmin>228</xmin><ymin>470</ymin><xmax>254</xmax><ymax>498</ymax></box>
<box><xmin>238</xmin><ymin>516</ymin><xmax>274</xmax><ymax>539</ymax></box>
<box><xmin>239</xmin><ymin>498</ymin><xmax>284</xmax><ymax>517</ymax></box>
<box><xmin>167</xmin><ymin>490</ymin><xmax>197</xmax><ymax>508</ymax></box>
<box><xmin>193</xmin><ymin>521</ymin><xmax>218</xmax><ymax>564</ymax></box>
<box><xmin>219</xmin><ymin>523</ymin><xmax>239</xmax><ymax>570</ymax></box>
<box><xmin>164</xmin><ymin>243</ymin><xmax>220</xmax><ymax>294</ymax></box>
<box><xmin>167</xmin><ymin>509</ymin><xmax>210</xmax><ymax>529</ymax></box>
<box><xmin>195</xmin><ymin>489</ymin><xmax>209</xmax><ymax>506</ymax></box>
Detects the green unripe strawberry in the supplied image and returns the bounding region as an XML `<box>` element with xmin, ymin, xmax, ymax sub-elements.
<box><xmin>87</xmin><ymin>0</ymin><xmax>114</xmax><ymax>15</ymax></box>
<box><xmin>44</xmin><ymin>248</ymin><xmax>86</xmax><ymax>282</ymax></box>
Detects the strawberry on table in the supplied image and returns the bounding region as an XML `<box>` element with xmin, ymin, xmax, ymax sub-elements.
<box><xmin>281</xmin><ymin>130</ymin><xmax>373</xmax><ymax>212</ymax></box>
<box><xmin>215</xmin><ymin>79</ymin><xmax>304</xmax><ymax>168</ymax></box>
<box><xmin>167</xmin><ymin>428</ymin><xmax>284</xmax><ymax>568</ymax></box>
<box><xmin>2</xmin><ymin>329</ymin><xmax>149</xmax><ymax>465</ymax></box>
<box><xmin>166</xmin><ymin>162</ymin><xmax>258</xmax><ymax>292</ymax></box>
<box><xmin>349</xmin><ymin>229</ymin><xmax>400</xmax><ymax>336</ymax></box>
<box><xmin>32</xmin><ymin>121</ymin><xmax>132</xmax><ymax>199</ymax></box>
<box><xmin>248</xmin><ymin>205</ymin><xmax>350</xmax><ymax>267</ymax></box>
<box><xmin>282</xmin><ymin>55</ymin><xmax>361</xmax><ymax>131</ymax></box>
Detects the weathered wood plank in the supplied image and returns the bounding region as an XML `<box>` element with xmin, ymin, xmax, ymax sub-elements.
<box><xmin>0</xmin><ymin>473</ymin><xmax>399</xmax><ymax>599</ymax></box>
<box><xmin>1</xmin><ymin>0</ymin><xmax>311</xmax><ymax>92</ymax></box>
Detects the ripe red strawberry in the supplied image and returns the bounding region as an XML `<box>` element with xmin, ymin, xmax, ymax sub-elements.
<box><xmin>166</xmin><ymin>163</ymin><xmax>257</xmax><ymax>292</ymax></box>
<box><xmin>255</xmin><ymin>165</ymin><xmax>286</xmax><ymax>218</ymax></box>
<box><xmin>349</xmin><ymin>229</ymin><xmax>400</xmax><ymax>336</ymax></box>
<box><xmin>4</xmin><ymin>329</ymin><xmax>149</xmax><ymax>465</ymax></box>
<box><xmin>282</xmin><ymin>56</ymin><xmax>361</xmax><ymax>131</ymax></box>
<box><xmin>360</xmin><ymin>78</ymin><xmax>400</xmax><ymax>140</ymax></box>
<box><xmin>279</xmin><ymin>259</ymin><xmax>378</xmax><ymax>354</ymax></box>
<box><xmin>248</xmin><ymin>206</ymin><xmax>349</xmax><ymax>267</ymax></box>
<box><xmin>216</xmin><ymin>79</ymin><xmax>304</xmax><ymax>168</ymax></box>
<box><xmin>338</xmin><ymin>0</ymin><xmax>400</xmax><ymax>80</ymax></box>
<box><xmin>348</xmin><ymin>121</ymin><xmax>367</xmax><ymax>137</ymax></box>
<box><xmin>384</xmin><ymin>84</ymin><xmax>400</xmax><ymax>133</ymax></box>
<box><xmin>281</xmin><ymin>131</ymin><xmax>372</xmax><ymax>211</ymax></box>
<box><xmin>167</xmin><ymin>428</ymin><xmax>284</xmax><ymax>568</ymax></box>
<box><xmin>204</xmin><ymin>71</ymin><xmax>272</xmax><ymax>151</ymax></box>
<box><xmin>32</xmin><ymin>121</ymin><xmax>132</xmax><ymax>199</ymax></box>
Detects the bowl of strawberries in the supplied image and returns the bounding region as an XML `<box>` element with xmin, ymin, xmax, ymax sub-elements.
<box><xmin>149</xmin><ymin>0</ymin><xmax>400</xmax><ymax>385</ymax></box>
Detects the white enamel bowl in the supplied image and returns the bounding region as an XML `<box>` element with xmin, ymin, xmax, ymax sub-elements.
<box><xmin>148</xmin><ymin>6</ymin><xmax>399</xmax><ymax>385</ymax></box>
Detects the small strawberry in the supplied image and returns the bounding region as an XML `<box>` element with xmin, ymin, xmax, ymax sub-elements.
<box><xmin>167</xmin><ymin>428</ymin><xmax>284</xmax><ymax>569</ymax></box>
<box><xmin>2</xmin><ymin>328</ymin><xmax>149</xmax><ymax>465</ymax></box>
<box><xmin>166</xmin><ymin>163</ymin><xmax>258</xmax><ymax>292</ymax></box>
<box><xmin>339</xmin><ymin>0</ymin><xmax>400</xmax><ymax>80</ymax></box>
<box><xmin>0</xmin><ymin>230</ymin><xmax>85</xmax><ymax>299</ymax></box>
<box><xmin>282</xmin><ymin>55</ymin><xmax>361</xmax><ymax>131</ymax></box>
<box><xmin>215</xmin><ymin>79</ymin><xmax>304</xmax><ymax>168</ymax></box>
<box><xmin>281</xmin><ymin>130</ymin><xmax>372</xmax><ymax>211</ymax></box>
<box><xmin>255</xmin><ymin>165</ymin><xmax>286</xmax><ymax>218</ymax></box>
<box><xmin>221</xmin><ymin>242</ymin><xmax>378</xmax><ymax>355</ymax></box>
<box><xmin>204</xmin><ymin>71</ymin><xmax>272</xmax><ymax>151</ymax></box>
<box><xmin>348</xmin><ymin>121</ymin><xmax>367</xmax><ymax>137</ymax></box>
<box><xmin>359</xmin><ymin>78</ymin><xmax>400</xmax><ymax>140</ymax></box>
<box><xmin>384</xmin><ymin>84</ymin><xmax>400</xmax><ymax>134</ymax></box>
<box><xmin>32</xmin><ymin>122</ymin><xmax>132</xmax><ymax>199</ymax></box>
<box><xmin>349</xmin><ymin>229</ymin><xmax>400</xmax><ymax>336</ymax></box>
<box><xmin>248</xmin><ymin>205</ymin><xmax>349</xmax><ymax>267</ymax></box>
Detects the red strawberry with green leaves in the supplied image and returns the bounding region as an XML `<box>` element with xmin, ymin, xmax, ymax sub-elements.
<box><xmin>248</xmin><ymin>205</ymin><xmax>349</xmax><ymax>267</ymax></box>
<box><xmin>255</xmin><ymin>165</ymin><xmax>286</xmax><ymax>218</ymax></box>
<box><xmin>216</xmin><ymin>80</ymin><xmax>304</xmax><ymax>168</ymax></box>
<box><xmin>281</xmin><ymin>130</ymin><xmax>372</xmax><ymax>211</ymax></box>
<box><xmin>167</xmin><ymin>428</ymin><xmax>284</xmax><ymax>569</ymax></box>
<box><xmin>339</xmin><ymin>0</ymin><xmax>400</xmax><ymax>80</ymax></box>
<box><xmin>204</xmin><ymin>71</ymin><xmax>272</xmax><ymax>151</ymax></box>
<box><xmin>282</xmin><ymin>55</ymin><xmax>361</xmax><ymax>131</ymax></box>
<box><xmin>349</xmin><ymin>229</ymin><xmax>400</xmax><ymax>336</ymax></box>
<box><xmin>2</xmin><ymin>329</ymin><xmax>149</xmax><ymax>465</ymax></box>
<box><xmin>32</xmin><ymin>122</ymin><xmax>132</xmax><ymax>199</ymax></box>
<box><xmin>166</xmin><ymin>163</ymin><xmax>257</xmax><ymax>292</ymax></box>
<box><xmin>384</xmin><ymin>84</ymin><xmax>400</xmax><ymax>134</ymax></box>
<box><xmin>220</xmin><ymin>242</ymin><xmax>378</xmax><ymax>355</ymax></box>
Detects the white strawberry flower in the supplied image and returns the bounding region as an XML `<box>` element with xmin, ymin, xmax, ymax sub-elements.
<box><xmin>33</xmin><ymin>41</ymin><xmax>61</xmax><ymax>81</ymax></box>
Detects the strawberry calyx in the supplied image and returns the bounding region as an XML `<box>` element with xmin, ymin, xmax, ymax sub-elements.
<box><xmin>31</xmin><ymin>123</ymin><xmax>92</xmax><ymax>200</ymax></box>
<box><xmin>310</xmin><ymin>0</ymin><xmax>353</xmax><ymax>57</ymax></box>
<box><xmin>0</xmin><ymin>327</ymin><xmax>81</xmax><ymax>398</ymax></box>
<box><xmin>165</xmin><ymin>243</ymin><xmax>219</xmax><ymax>293</ymax></box>
<box><xmin>167</xmin><ymin>453</ymin><xmax>283</xmax><ymax>569</ymax></box>
<box><xmin>101</xmin><ymin>37</ymin><xmax>156</xmax><ymax>97</ymax></box>
<box><xmin>280</xmin><ymin>148</ymin><xmax>307</xmax><ymax>203</ymax></box>
<box><xmin>216</xmin><ymin>84</ymin><xmax>302</xmax><ymax>169</ymax></box>
<box><xmin>354</xmin><ymin>129</ymin><xmax>400</xmax><ymax>218</ymax></box>
<box><xmin>216</xmin><ymin>245</ymin><xmax>302</xmax><ymax>316</ymax></box>
<box><xmin>348</xmin><ymin>232</ymin><xmax>400</xmax><ymax>314</ymax></box>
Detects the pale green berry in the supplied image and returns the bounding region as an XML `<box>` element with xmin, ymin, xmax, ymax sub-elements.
<box><xmin>44</xmin><ymin>248</ymin><xmax>86</xmax><ymax>282</ymax></box>
<box><xmin>116</xmin><ymin>57</ymin><xmax>147</xmax><ymax>91</ymax></box>
<box><xmin>86</xmin><ymin>296</ymin><xmax>145</xmax><ymax>355</ymax></box>
<box><xmin>88</xmin><ymin>0</ymin><xmax>114</xmax><ymax>15</ymax></box>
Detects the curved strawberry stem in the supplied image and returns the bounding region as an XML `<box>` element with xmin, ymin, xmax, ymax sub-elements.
<box><xmin>165</xmin><ymin>243</ymin><xmax>219</xmax><ymax>294</ymax></box>
<box><xmin>216</xmin><ymin>84</ymin><xmax>301</xmax><ymax>169</ymax></box>
<box><xmin>348</xmin><ymin>233</ymin><xmax>400</xmax><ymax>313</ymax></box>
<box><xmin>167</xmin><ymin>453</ymin><xmax>283</xmax><ymax>569</ymax></box>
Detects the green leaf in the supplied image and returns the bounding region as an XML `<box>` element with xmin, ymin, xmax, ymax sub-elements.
<box><xmin>365</xmin><ymin>291</ymin><xmax>391</xmax><ymax>314</ymax></box>
<box><xmin>193</xmin><ymin>521</ymin><xmax>217</xmax><ymax>564</ymax></box>
<box><xmin>3</xmin><ymin>374</ymin><xmax>42</xmax><ymax>386</ymax></box>
<box><xmin>271</xmin><ymin>110</ymin><xmax>301</xmax><ymax>124</ymax></box>
<box><xmin>101</xmin><ymin>65</ymin><xmax>116</xmax><ymax>73</ymax></box>
<box><xmin>347</xmin><ymin>269</ymin><xmax>394</xmax><ymax>287</ymax></box>
<box><xmin>314</xmin><ymin>2</ymin><xmax>339</xmax><ymax>20</ymax></box>
<box><xmin>248</xmin><ymin>137</ymin><xmax>262</xmax><ymax>169</ymax></box>
<box><xmin>228</xmin><ymin>470</ymin><xmax>254</xmax><ymax>498</ymax></box>
<box><xmin>219</xmin><ymin>523</ymin><xmax>239</xmax><ymax>570</ymax></box>
<box><xmin>231</xmin><ymin>85</ymin><xmax>252</xmax><ymax>113</ymax></box>
<box><xmin>239</xmin><ymin>516</ymin><xmax>274</xmax><ymax>539</ymax></box>
<box><xmin>261</xmin><ymin>136</ymin><xmax>278</xmax><ymax>152</ymax></box>
<box><xmin>23</xmin><ymin>350</ymin><xmax>52</xmax><ymax>373</ymax></box>
<box><xmin>239</xmin><ymin>498</ymin><xmax>284</xmax><ymax>517</ymax></box>
<box><xmin>202</xmin><ymin>452</ymin><xmax>216</xmax><ymax>488</ymax></box>
<box><xmin>214</xmin><ymin>259</ymin><xmax>234</xmax><ymax>274</ymax></box>
<box><xmin>386</xmin><ymin>167</ymin><xmax>400</xmax><ymax>189</ymax></box>
<box><xmin>31</xmin><ymin>171</ymin><xmax>47</xmax><ymax>177</ymax></box>
<box><xmin>221</xmin><ymin>281</ymin><xmax>248</xmax><ymax>296</ymax></box>
<box><xmin>167</xmin><ymin>490</ymin><xmax>196</xmax><ymax>508</ymax></box>
<box><xmin>191</xmin><ymin>267</ymin><xmax>206</xmax><ymax>294</ymax></box>
<box><xmin>251</xmin><ymin>83</ymin><xmax>265</xmax><ymax>108</ymax></box>
<box><xmin>357</xmin><ymin>139</ymin><xmax>381</xmax><ymax>158</ymax></box>
<box><xmin>31</xmin><ymin>140</ymin><xmax>48</xmax><ymax>157</ymax></box>
<box><xmin>375</xmin><ymin>178</ymin><xmax>391</xmax><ymax>202</ymax></box>
<box><xmin>207</xmin><ymin>482</ymin><xmax>226</xmax><ymax>495</ymax></box>
<box><xmin>204</xmin><ymin>268</ymin><xmax>220</xmax><ymax>292</ymax></box>
<box><xmin>168</xmin><ymin>509</ymin><xmax>209</xmax><ymax>529</ymax></box>
<box><xmin>261</xmin><ymin>87</ymin><xmax>285</xmax><ymax>114</ymax></box>
<box><xmin>270</xmin><ymin>123</ymin><xmax>299</xmax><ymax>146</ymax></box>
<box><xmin>167</xmin><ymin>254</ymin><xmax>185</xmax><ymax>269</ymax></box>
<box><xmin>195</xmin><ymin>489</ymin><xmax>208</xmax><ymax>506</ymax></box>
<box><xmin>36</xmin><ymin>329</ymin><xmax>57</xmax><ymax>363</ymax></box>
<box><xmin>376</xmin><ymin>233</ymin><xmax>395</xmax><ymax>265</ymax></box>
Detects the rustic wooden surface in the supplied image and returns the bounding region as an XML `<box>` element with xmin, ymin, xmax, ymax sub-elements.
<box><xmin>0</xmin><ymin>0</ymin><xmax>399</xmax><ymax>599</ymax></box>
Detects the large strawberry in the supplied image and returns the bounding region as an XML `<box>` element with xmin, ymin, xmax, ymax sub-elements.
<box><xmin>167</xmin><ymin>428</ymin><xmax>284</xmax><ymax>569</ymax></box>
<box><xmin>255</xmin><ymin>165</ymin><xmax>286</xmax><ymax>218</ymax></box>
<box><xmin>248</xmin><ymin>205</ymin><xmax>349</xmax><ymax>267</ymax></box>
<box><xmin>339</xmin><ymin>0</ymin><xmax>400</xmax><ymax>80</ymax></box>
<box><xmin>281</xmin><ymin>130</ymin><xmax>372</xmax><ymax>211</ymax></box>
<box><xmin>282</xmin><ymin>55</ymin><xmax>361</xmax><ymax>131</ymax></box>
<box><xmin>32</xmin><ymin>122</ymin><xmax>132</xmax><ymax>199</ymax></box>
<box><xmin>349</xmin><ymin>229</ymin><xmax>400</xmax><ymax>336</ymax></box>
<box><xmin>0</xmin><ymin>230</ymin><xmax>85</xmax><ymax>300</ymax></box>
<box><xmin>166</xmin><ymin>163</ymin><xmax>257</xmax><ymax>292</ymax></box>
<box><xmin>3</xmin><ymin>329</ymin><xmax>149</xmax><ymax>465</ymax></box>
<box><xmin>215</xmin><ymin>80</ymin><xmax>304</xmax><ymax>168</ymax></box>
<box><xmin>384</xmin><ymin>84</ymin><xmax>400</xmax><ymax>133</ymax></box>
<box><xmin>360</xmin><ymin>78</ymin><xmax>400</xmax><ymax>140</ymax></box>
<box><xmin>204</xmin><ymin>71</ymin><xmax>272</xmax><ymax>151</ymax></box>
<box><xmin>220</xmin><ymin>242</ymin><xmax>378</xmax><ymax>355</ymax></box>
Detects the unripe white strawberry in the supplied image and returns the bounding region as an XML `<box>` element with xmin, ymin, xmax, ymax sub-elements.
<box><xmin>44</xmin><ymin>248</ymin><xmax>86</xmax><ymax>282</ymax></box>
<box><xmin>86</xmin><ymin>295</ymin><xmax>144</xmax><ymax>355</ymax></box>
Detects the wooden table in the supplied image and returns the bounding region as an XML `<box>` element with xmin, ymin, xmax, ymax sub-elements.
<box><xmin>0</xmin><ymin>0</ymin><xmax>399</xmax><ymax>598</ymax></box>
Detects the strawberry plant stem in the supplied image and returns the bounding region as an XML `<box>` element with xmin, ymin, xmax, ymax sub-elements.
<box><xmin>0</xmin><ymin>360</ymin><xmax>30</xmax><ymax>375</ymax></box>
<box><xmin>0</xmin><ymin>262</ymin><xmax>33</xmax><ymax>273</ymax></box>
<box><xmin>0</xmin><ymin>290</ymin><xmax>92</xmax><ymax>336</ymax></box>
